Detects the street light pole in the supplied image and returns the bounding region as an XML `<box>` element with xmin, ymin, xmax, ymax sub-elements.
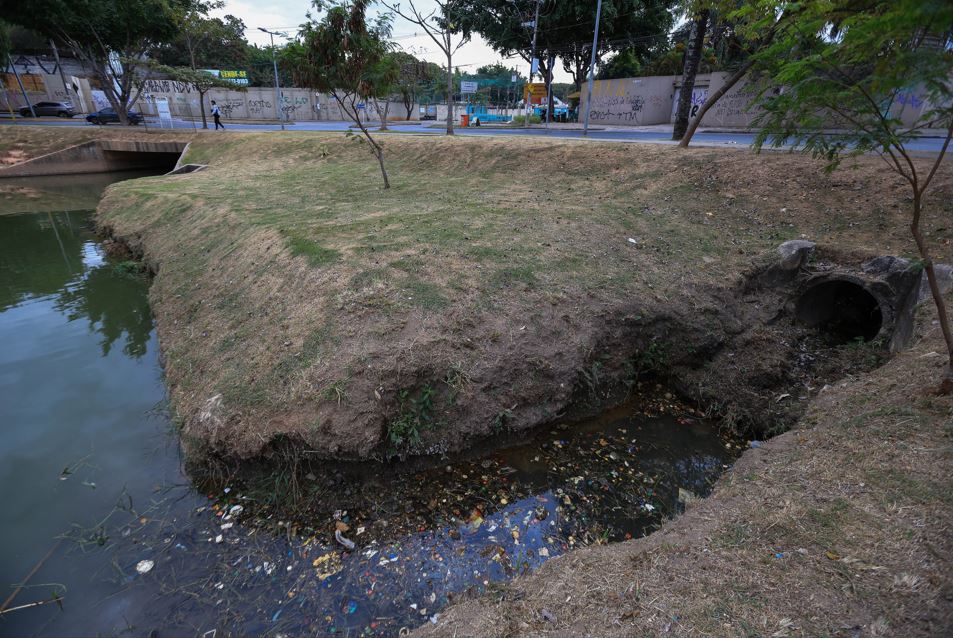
<box><xmin>259</xmin><ymin>27</ymin><xmax>286</xmax><ymax>131</ymax></box>
<box><xmin>583</xmin><ymin>0</ymin><xmax>603</xmax><ymax>137</ymax></box>
<box><xmin>523</xmin><ymin>0</ymin><xmax>541</xmax><ymax>129</ymax></box>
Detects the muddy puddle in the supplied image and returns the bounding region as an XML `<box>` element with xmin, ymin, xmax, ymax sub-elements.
<box><xmin>0</xmin><ymin>177</ymin><xmax>742</xmax><ymax>637</ymax></box>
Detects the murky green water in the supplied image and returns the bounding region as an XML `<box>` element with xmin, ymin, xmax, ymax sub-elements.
<box><xmin>0</xmin><ymin>176</ymin><xmax>740</xmax><ymax>637</ymax></box>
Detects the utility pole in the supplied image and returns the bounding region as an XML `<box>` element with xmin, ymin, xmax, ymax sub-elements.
<box><xmin>259</xmin><ymin>27</ymin><xmax>286</xmax><ymax>131</ymax></box>
<box><xmin>582</xmin><ymin>0</ymin><xmax>603</xmax><ymax>137</ymax></box>
<box><xmin>523</xmin><ymin>0</ymin><xmax>541</xmax><ymax>128</ymax></box>
<box><xmin>7</xmin><ymin>55</ymin><xmax>36</xmax><ymax>118</ymax></box>
<box><xmin>49</xmin><ymin>40</ymin><xmax>73</xmax><ymax>108</ymax></box>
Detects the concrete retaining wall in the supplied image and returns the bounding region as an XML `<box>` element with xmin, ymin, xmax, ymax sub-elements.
<box><xmin>0</xmin><ymin>140</ymin><xmax>188</xmax><ymax>177</ymax></box>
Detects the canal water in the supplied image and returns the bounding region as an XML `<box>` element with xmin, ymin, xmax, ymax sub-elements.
<box><xmin>0</xmin><ymin>174</ymin><xmax>741</xmax><ymax>637</ymax></box>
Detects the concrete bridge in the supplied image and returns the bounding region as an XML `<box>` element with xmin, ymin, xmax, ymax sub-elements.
<box><xmin>0</xmin><ymin>139</ymin><xmax>188</xmax><ymax>178</ymax></box>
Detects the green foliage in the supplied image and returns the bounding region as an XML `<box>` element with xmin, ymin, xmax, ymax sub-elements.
<box><xmin>296</xmin><ymin>0</ymin><xmax>396</xmax><ymax>186</ymax></box>
<box><xmin>456</xmin><ymin>0</ymin><xmax>676</xmax><ymax>88</ymax></box>
<box><xmin>388</xmin><ymin>384</ymin><xmax>436</xmax><ymax>450</ymax></box>
<box><xmin>286</xmin><ymin>233</ymin><xmax>341</xmax><ymax>266</ymax></box>
<box><xmin>3</xmin><ymin>0</ymin><xmax>195</xmax><ymax>120</ymax></box>
<box><xmin>510</xmin><ymin>114</ymin><xmax>542</xmax><ymax>125</ymax></box>
<box><xmin>0</xmin><ymin>20</ymin><xmax>10</xmax><ymax>62</ymax></box>
<box><xmin>751</xmin><ymin>0</ymin><xmax>953</xmax><ymax>169</ymax></box>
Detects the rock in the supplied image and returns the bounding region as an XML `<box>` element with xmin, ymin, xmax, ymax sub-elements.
<box><xmin>916</xmin><ymin>264</ymin><xmax>953</xmax><ymax>305</ymax></box>
<box><xmin>862</xmin><ymin>255</ymin><xmax>911</xmax><ymax>277</ymax></box>
<box><xmin>862</xmin><ymin>255</ymin><xmax>918</xmax><ymax>292</ymax></box>
<box><xmin>778</xmin><ymin>240</ymin><xmax>816</xmax><ymax>271</ymax></box>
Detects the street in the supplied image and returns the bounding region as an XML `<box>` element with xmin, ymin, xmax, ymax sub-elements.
<box><xmin>4</xmin><ymin>116</ymin><xmax>950</xmax><ymax>153</ymax></box>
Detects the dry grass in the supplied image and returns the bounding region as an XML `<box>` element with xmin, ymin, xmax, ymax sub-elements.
<box><xmin>412</xmin><ymin>306</ymin><xmax>953</xmax><ymax>637</ymax></box>
<box><xmin>88</xmin><ymin>130</ymin><xmax>953</xmax><ymax>463</ymax></box>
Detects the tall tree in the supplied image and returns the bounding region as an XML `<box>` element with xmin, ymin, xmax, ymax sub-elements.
<box><xmin>752</xmin><ymin>0</ymin><xmax>953</xmax><ymax>393</ymax></box>
<box><xmin>391</xmin><ymin>51</ymin><xmax>435</xmax><ymax>119</ymax></box>
<box><xmin>155</xmin><ymin>3</ymin><xmax>248</xmax><ymax>71</ymax></box>
<box><xmin>1</xmin><ymin>0</ymin><xmax>195</xmax><ymax>124</ymax></box>
<box><xmin>296</xmin><ymin>0</ymin><xmax>397</xmax><ymax>188</ymax></box>
<box><xmin>677</xmin><ymin>0</ymin><xmax>792</xmax><ymax>147</ymax></box>
<box><xmin>382</xmin><ymin>0</ymin><xmax>471</xmax><ymax>135</ymax></box>
<box><xmin>672</xmin><ymin>6</ymin><xmax>709</xmax><ymax>140</ymax></box>
<box><xmin>457</xmin><ymin>0</ymin><xmax>675</xmax><ymax>91</ymax></box>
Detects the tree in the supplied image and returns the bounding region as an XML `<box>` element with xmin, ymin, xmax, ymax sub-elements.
<box><xmin>597</xmin><ymin>49</ymin><xmax>643</xmax><ymax>80</ymax></box>
<box><xmin>458</xmin><ymin>0</ymin><xmax>675</xmax><ymax>91</ymax></box>
<box><xmin>677</xmin><ymin>0</ymin><xmax>791</xmax><ymax>147</ymax></box>
<box><xmin>297</xmin><ymin>0</ymin><xmax>397</xmax><ymax>188</ymax></box>
<box><xmin>752</xmin><ymin>0</ymin><xmax>953</xmax><ymax>393</ymax></box>
<box><xmin>382</xmin><ymin>1</ymin><xmax>471</xmax><ymax>135</ymax></box>
<box><xmin>155</xmin><ymin>2</ymin><xmax>248</xmax><ymax>71</ymax></box>
<box><xmin>390</xmin><ymin>51</ymin><xmax>435</xmax><ymax>119</ymax></box>
<box><xmin>0</xmin><ymin>20</ymin><xmax>10</xmax><ymax>62</ymax></box>
<box><xmin>148</xmin><ymin>63</ymin><xmax>244</xmax><ymax>129</ymax></box>
<box><xmin>2</xmin><ymin>0</ymin><xmax>195</xmax><ymax>124</ymax></box>
<box><xmin>672</xmin><ymin>6</ymin><xmax>709</xmax><ymax>140</ymax></box>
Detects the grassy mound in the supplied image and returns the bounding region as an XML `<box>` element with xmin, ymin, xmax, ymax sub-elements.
<box><xmin>95</xmin><ymin>131</ymin><xmax>953</xmax><ymax>463</ymax></box>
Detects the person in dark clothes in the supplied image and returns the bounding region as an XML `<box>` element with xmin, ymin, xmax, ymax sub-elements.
<box><xmin>211</xmin><ymin>100</ymin><xmax>224</xmax><ymax>130</ymax></box>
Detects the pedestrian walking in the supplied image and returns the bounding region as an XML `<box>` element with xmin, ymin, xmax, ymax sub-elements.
<box><xmin>211</xmin><ymin>100</ymin><xmax>224</xmax><ymax>130</ymax></box>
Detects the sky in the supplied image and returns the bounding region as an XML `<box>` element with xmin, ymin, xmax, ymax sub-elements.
<box><xmin>214</xmin><ymin>0</ymin><xmax>576</xmax><ymax>82</ymax></box>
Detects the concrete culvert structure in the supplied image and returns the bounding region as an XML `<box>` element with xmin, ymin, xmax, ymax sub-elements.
<box><xmin>795</xmin><ymin>279</ymin><xmax>884</xmax><ymax>344</ymax></box>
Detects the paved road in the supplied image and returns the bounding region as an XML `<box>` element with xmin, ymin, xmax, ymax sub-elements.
<box><xmin>3</xmin><ymin>116</ymin><xmax>950</xmax><ymax>153</ymax></box>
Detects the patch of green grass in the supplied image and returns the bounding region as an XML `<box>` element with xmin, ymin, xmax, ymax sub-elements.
<box><xmin>712</xmin><ymin>522</ymin><xmax>750</xmax><ymax>549</ymax></box>
<box><xmin>286</xmin><ymin>232</ymin><xmax>341</xmax><ymax>266</ymax></box>
<box><xmin>491</xmin><ymin>265</ymin><xmax>537</xmax><ymax>288</ymax></box>
<box><xmin>402</xmin><ymin>278</ymin><xmax>449</xmax><ymax>310</ymax></box>
<box><xmin>389</xmin><ymin>255</ymin><xmax>426</xmax><ymax>273</ymax></box>
<box><xmin>350</xmin><ymin>268</ymin><xmax>390</xmax><ymax>290</ymax></box>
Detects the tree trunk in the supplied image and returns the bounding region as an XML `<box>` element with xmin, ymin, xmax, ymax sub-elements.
<box><xmin>445</xmin><ymin>51</ymin><xmax>454</xmax><ymax>135</ymax></box>
<box><xmin>911</xmin><ymin>192</ymin><xmax>953</xmax><ymax>393</ymax></box>
<box><xmin>546</xmin><ymin>53</ymin><xmax>555</xmax><ymax>124</ymax></box>
<box><xmin>376</xmin><ymin>98</ymin><xmax>389</xmax><ymax>131</ymax></box>
<box><xmin>673</xmin><ymin>9</ymin><xmax>709</xmax><ymax>141</ymax></box>
<box><xmin>374</xmin><ymin>145</ymin><xmax>390</xmax><ymax>189</ymax></box>
<box><xmin>679</xmin><ymin>57</ymin><xmax>755</xmax><ymax>147</ymax></box>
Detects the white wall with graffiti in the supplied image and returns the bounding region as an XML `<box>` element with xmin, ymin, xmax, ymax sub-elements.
<box><xmin>136</xmin><ymin>79</ymin><xmax>412</xmax><ymax>123</ymax></box>
<box><xmin>581</xmin><ymin>72</ymin><xmax>943</xmax><ymax>129</ymax></box>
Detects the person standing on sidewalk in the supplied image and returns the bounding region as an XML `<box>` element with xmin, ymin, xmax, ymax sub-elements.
<box><xmin>211</xmin><ymin>100</ymin><xmax>224</xmax><ymax>130</ymax></box>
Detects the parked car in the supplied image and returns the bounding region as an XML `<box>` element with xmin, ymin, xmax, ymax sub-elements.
<box><xmin>19</xmin><ymin>101</ymin><xmax>75</xmax><ymax>117</ymax></box>
<box><xmin>85</xmin><ymin>107</ymin><xmax>144</xmax><ymax>125</ymax></box>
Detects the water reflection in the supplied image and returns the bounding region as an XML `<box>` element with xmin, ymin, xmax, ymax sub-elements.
<box><xmin>0</xmin><ymin>210</ymin><xmax>153</xmax><ymax>357</ymax></box>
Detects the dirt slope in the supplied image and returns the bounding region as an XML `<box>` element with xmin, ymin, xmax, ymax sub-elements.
<box><xmin>412</xmin><ymin>308</ymin><xmax>953</xmax><ymax>637</ymax></box>
<box><xmin>91</xmin><ymin>132</ymin><xmax>953</xmax><ymax>464</ymax></box>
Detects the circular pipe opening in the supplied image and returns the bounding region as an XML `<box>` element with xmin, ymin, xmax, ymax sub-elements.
<box><xmin>795</xmin><ymin>280</ymin><xmax>883</xmax><ymax>344</ymax></box>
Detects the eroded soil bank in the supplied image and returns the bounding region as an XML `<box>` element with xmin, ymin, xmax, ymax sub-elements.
<box><xmin>93</xmin><ymin>132</ymin><xmax>953</xmax><ymax>469</ymax></box>
<box><xmin>411</xmin><ymin>309</ymin><xmax>953</xmax><ymax>638</ymax></box>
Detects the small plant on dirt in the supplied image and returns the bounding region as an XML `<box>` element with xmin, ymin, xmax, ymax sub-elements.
<box><xmin>387</xmin><ymin>384</ymin><xmax>436</xmax><ymax>450</ymax></box>
<box><xmin>322</xmin><ymin>380</ymin><xmax>349</xmax><ymax>405</ymax></box>
<box><xmin>634</xmin><ymin>340</ymin><xmax>671</xmax><ymax>377</ymax></box>
<box><xmin>579</xmin><ymin>360</ymin><xmax>604</xmax><ymax>403</ymax></box>
<box><xmin>492</xmin><ymin>408</ymin><xmax>514</xmax><ymax>433</ymax></box>
<box><xmin>442</xmin><ymin>363</ymin><xmax>471</xmax><ymax>405</ymax></box>
<box><xmin>752</xmin><ymin>0</ymin><xmax>953</xmax><ymax>393</ymax></box>
<box><xmin>112</xmin><ymin>260</ymin><xmax>145</xmax><ymax>277</ymax></box>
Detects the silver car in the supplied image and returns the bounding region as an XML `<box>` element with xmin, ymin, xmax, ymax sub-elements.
<box><xmin>19</xmin><ymin>101</ymin><xmax>76</xmax><ymax>117</ymax></box>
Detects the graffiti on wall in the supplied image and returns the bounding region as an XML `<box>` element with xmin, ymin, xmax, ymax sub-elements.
<box><xmin>280</xmin><ymin>94</ymin><xmax>310</xmax><ymax>118</ymax></box>
<box><xmin>589</xmin><ymin>93</ymin><xmax>647</xmax><ymax>123</ymax></box>
<box><xmin>247</xmin><ymin>99</ymin><xmax>273</xmax><ymax>117</ymax></box>
<box><xmin>710</xmin><ymin>84</ymin><xmax>758</xmax><ymax>121</ymax></box>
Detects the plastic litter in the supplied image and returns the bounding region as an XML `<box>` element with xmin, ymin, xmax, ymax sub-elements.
<box><xmin>135</xmin><ymin>560</ymin><xmax>154</xmax><ymax>574</ymax></box>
